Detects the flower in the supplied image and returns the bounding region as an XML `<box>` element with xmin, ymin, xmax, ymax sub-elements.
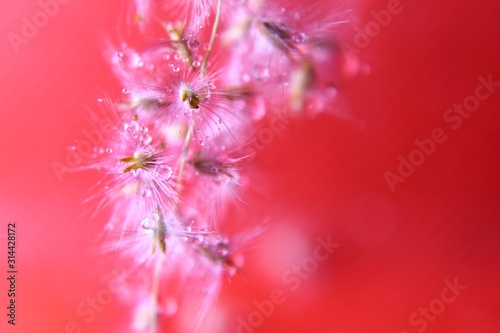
<box><xmin>76</xmin><ymin>0</ymin><xmax>353</xmax><ymax>331</ymax></box>
<box><xmin>223</xmin><ymin>1</ymin><xmax>352</xmax><ymax>115</ymax></box>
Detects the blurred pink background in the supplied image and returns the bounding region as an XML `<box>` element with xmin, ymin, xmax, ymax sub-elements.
<box><xmin>0</xmin><ymin>0</ymin><xmax>499</xmax><ymax>332</ymax></box>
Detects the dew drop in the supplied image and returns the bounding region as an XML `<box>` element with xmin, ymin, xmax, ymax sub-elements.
<box><xmin>206</xmin><ymin>81</ymin><xmax>216</xmax><ymax>91</ymax></box>
<box><xmin>172</xmin><ymin>66</ymin><xmax>180</xmax><ymax>73</ymax></box>
<box><xmin>203</xmin><ymin>96</ymin><xmax>211</xmax><ymax>104</ymax></box>
<box><xmin>122</xmin><ymin>88</ymin><xmax>130</xmax><ymax>94</ymax></box>
<box><xmin>192</xmin><ymin>60</ymin><xmax>201</xmax><ymax>67</ymax></box>
<box><xmin>105</xmin><ymin>148</ymin><xmax>113</xmax><ymax>153</ymax></box>
<box><xmin>116</xmin><ymin>51</ymin><xmax>124</xmax><ymax>58</ymax></box>
<box><xmin>227</xmin><ymin>265</ymin><xmax>238</xmax><ymax>277</ymax></box>
<box><xmin>125</xmin><ymin>120</ymin><xmax>140</xmax><ymax>133</ymax></box>
<box><xmin>241</xmin><ymin>73</ymin><xmax>250</xmax><ymax>83</ymax></box>
<box><xmin>141</xmin><ymin>217</ymin><xmax>154</xmax><ymax>229</ymax></box>
<box><xmin>326</xmin><ymin>86</ymin><xmax>338</xmax><ymax>100</ymax></box>
<box><xmin>162</xmin><ymin>165</ymin><xmax>173</xmax><ymax>180</ymax></box>
<box><xmin>187</xmin><ymin>39</ymin><xmax>200</xmax><ymax>50</ymax></box>
<box><xmin>252</xmin><ymin>65</ymin><xmax>270</xmax><ymax>81</ymax></box>
<box><xmin>218</xmin><ymin>118</ymin><xmax>223</xmax><ymax>124</ymax></box>
<box><xmin>163</xmin><ymin>298</ymin><xmax>178</xmax><ymax>317</ymax></box>
<box><xmin>97</xmin><ymin>98</ymin><xmax>103</xmax><ymax>103</ymax></box>
<box><xmin>199</xmin><ymin>140</ymin><xmax>205</xmax><ymax>146</ymax></box>
<box><xmin>292</xmin><ymin>32</ymin><xmax>307</xmax><ymax>44</ymax></box>
<box><xmin>141</xmin><ymin>133</ymin><xmax>152</xmax><ymax>144</ymax></box>
<box><xmin>68</xmin><ymin>145</ymin><xmax>76</xmax><ymax>151</ymax></box>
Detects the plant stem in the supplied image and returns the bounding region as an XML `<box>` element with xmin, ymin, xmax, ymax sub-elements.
<box><xmin>150</xmin><ymin>254</ymin><xmax>165</xmax><ymax>333</ymax></box>
<box><xmin>201</xmin><ymin>0</ymin><xmax>223</xmax><ymax>76</ymax></box>
<box><xmin>149</xmin><ymin>1</ymin><xmax>223</xmax><ymax>327</ymax></box>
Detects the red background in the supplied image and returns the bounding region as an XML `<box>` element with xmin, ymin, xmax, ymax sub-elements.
<box><xmin>0</xmin><ymin>0</ymin><xmax>499</xmax><ymax>332</ymax></box>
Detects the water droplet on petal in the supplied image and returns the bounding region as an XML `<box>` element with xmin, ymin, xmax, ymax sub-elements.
<box><xmin>326</xmin><ymin>86</ymin><xmax>338</xmax><ymax>100</ymax></box>
<box><xmin>199</xmin><ymin>140</ymin><xmax>205</xmax><ymax>146</ymax></box>
<box><xmin>253</xmin><ymin>65</ymin><xmax>270</xmax><ymax>81</ymax></box>
<box><xmin>105</xmin><ymin>148</ymin><xmax>113</xmax><ymax>153</ymax></box>
<box><xmin>151</xmin><ymin>213</ymin><xmax>160</xmax><ymax>223</ymax></box>
<box><xmin>141</xmin><ymin>217</ymin><xmax>154</xmax><ymax>229</ymax></box>
<box><xmin>68</xmin><ymin>145</ymin><xmax>76</xmax><ymax>151</ymax></box>
<box><xmin>116</xmin><ymin>51</ymin><xmax>124</xmax><ymax>58</ymax></box>
<box><xmin>172</xmin><ymin>66</ymin><xmax>180</xmax><ymax>73</ymax></box>
<box><xmin>206</xmin><ymin>81</ymin><xmax>216</xmax><ymax>91</ymax></box>
<box><xmin>141</xmin><ymin>133</ymin><xmax>152</xmax><ymax>144</ymax></box>
<box><xmin>192</xmin><ymin>60</ymin><xmax>201</xmax><ymax>67</ymax></box>
<box><xmin>241</xmin><ymin>73</ymin><xmax>250</xmax><ymax>83</ymax></box>
<box><xmin>125</xmin><ymin>120</ymin><xmax>140</xmax><ymax>133</ymax></box>
<box><xmin>203</xmin><ymin>96</ymin><xmax>211</xmax><ymax>104</ymax></box>
<box><xmin>227</xmin><ymin>265</ymin><xmax>238</xmax><ymax>276</ymax></box>
<box><xmin>160</xmin><ymin>165</ymin><xmax>173</xmax><ymax>180</ymax></box>
<box><xmin>122</xmin><ymin>88</ymin><xmax>130</xmax><ymax>94</ymax></box>
<box><xmin>292</xmin><ymin>32</ymin><xmax>306</xmax><ymax>44</ymax></box>
<box><xmin>187</xmin><ymin>39</ymin><xmax>200</xmax><ymax>50</ymax></box>
<box><xmin>97</xmin><ymin>98</ymin><xmax>103</xmax><ymax>103</ymax></box>
<box><xmin>163</xmin><ymin>298</ymin><xmax>178</xmax><ymax>317</ymax></box>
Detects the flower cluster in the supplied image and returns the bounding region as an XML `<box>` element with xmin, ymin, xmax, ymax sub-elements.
<box><xmin>81</xmin><ymin>0</ymin><xmax>351</xmax><ymax>331</ymax></box>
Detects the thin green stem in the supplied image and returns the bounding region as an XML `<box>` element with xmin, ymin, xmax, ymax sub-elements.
<box><xmin>201</xmin><ymin>0</ymin><xmax>223</xmax><ymax>76</ymax></box>
<box><xmin>147</xmin><ymin>120</ymin><xmax>195</xmax><ymax>332</ymax></box>
<box><xmin>171</xmin><ymin>118</ymin><xmax>195</xmax><ymax>214</ymax></box>
<box><xmin>150</xmin><ymin>254</ymin><xmax>165</xmax><ymax>333</ymax></box>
